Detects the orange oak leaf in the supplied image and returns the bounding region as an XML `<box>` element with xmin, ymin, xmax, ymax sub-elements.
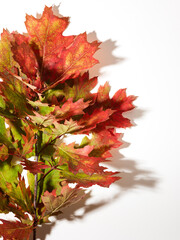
<box><xmin>51</xmin><ymin>32</ymin><xmax>100</xmax><ymax>81</ymax></box>
<box><xmin>96</xmin><ymin>81</ymin><xmax>111</xmax><ymax>103</ymax></box>
<box><xmin>25</xmin><ymin>6</ymin><xmax>100</xmax><ymax>87</ymax></box>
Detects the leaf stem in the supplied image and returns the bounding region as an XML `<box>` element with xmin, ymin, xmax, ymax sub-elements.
<box><xmin>33</xmin><ymin>133</ymin><xmax>39</xmax><ymax>240</ymax></box>
<box><xmin>37</xmin><ymin>164</ymin><xmax>59</xmax><ymax>184</ymax></box>
<box><xmin>37</xmin><ymin>135</ymin><xmax>62</xmax><ymax>155</ymax></box>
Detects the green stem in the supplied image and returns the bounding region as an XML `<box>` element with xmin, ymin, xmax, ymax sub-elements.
<box><xmin>37</xmin><ymin>164</ymin><xmax>59</xmax><ymax>184</ymax></box>
<box><xmin>37</xmin><ymin>135</ymin><xmax>62</xmax><ymax>155</ymax></box>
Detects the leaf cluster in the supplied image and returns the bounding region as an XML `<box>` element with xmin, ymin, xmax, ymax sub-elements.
<box><xmin>0</xmin><ymin>6</ymin><xmax>136</xmax><ymax>239</ymax></box>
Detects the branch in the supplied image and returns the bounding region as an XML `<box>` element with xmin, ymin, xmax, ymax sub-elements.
<box><xmin>37</xmin><ymin>135</ymin><xmax>62</xmax><ymax>155</ymax></box>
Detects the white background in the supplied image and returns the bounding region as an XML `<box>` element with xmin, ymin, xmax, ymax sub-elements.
<box><xmin>0</xmin><ymin>0</ymin><xmax>180</xmax><ymax>239</ymax></box>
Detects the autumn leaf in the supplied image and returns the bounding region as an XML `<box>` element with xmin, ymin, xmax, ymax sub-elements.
<box><xmin>112</xmin><ymin>88</ymin><xmax>137</xmax><ymax>111</ymax></box>
<box><xmin>50</xmin><ymin>32</ymin><xmax>100</xmax><ymax>82</ymax></box>
<box><xmin>20</xmin><ymin>125</ymin><xmax>37</xmax><ymax>156</ymax></box>
<box><xmin>56</xmin><ymin>142</ymin><xmax>106</xmax><ymax>174</ymax></box>
<box><xmin>25</xmin><ymin>6</ymin><xmax>72</xmax><ymax>67</ymax></box>
<box><xmin>11</xmin><ymin>33</ymin><xmax>39</xmax><ymax>80</ymax></box>
<box><xmin>80</xmin><ymin>128</ymin><xmax>122</xmax><ymax>158</ymax></box>
<box><xmin>59</xmin><ymin>164</ymin><xmax>120</xmax><ymax>188</ymax></box>
<box><xmin>0</xmin><ymin>160</ymin><xmax>22</xmax><ymax>192</ymax></box>
<box><xmin>0</xmin><ymin>81</ymin><xmax>32</xmax><ymax>117</ymax></box>
<box><xmin>21</xmin><ymin>159</ymin><xmax>49</xmax><ymax>174</ymax></box>
<box><xmin>29</xmin><ymin>111</ymin><xmax>56</xmax><ymax>127</ymax></box>
<box><xmin>77</xmin><ymin>107</ymin><xmax>114</xmax><ymax>133</ymax></box>
<box><xmin>96</xmin><ymin>81</ymin><xmax>111</xmax><ymax>103</ymax></box>
<box><xmin>0</xmin><ymin>116</ymin><xmax>13</xmax><ymax>148</ymax></box>
<box><xmin>0</xmin><ymin>219</ymin><xmax>33</xmax><ymax>240</ymax></box>
<box><xmin>0</xmin><ymin>29</ymin><xmax>15</xmax><ymax>72</ymax></box>
<box><xmin>0</xmin><ymin>191</ymin><xmax>29</xmax><ymax>220</ymax></box>
<box><xmin>47</xmin><ymin>72</ymin><xmax>97</xmax><ymax>102</ymax></box>
<box><xmin>52</xmin><ymin>119</ymin><xmax>82</xmax><ymax>136</ymax></box>
<box><xmin>0</xmin><ymin>191</ymin><xmax>10</xmax><ymax>214</ymax></box>
<box><xmin>28</xmin><ymin>99</ymin><xmax>55</xmax><ymax>116</ymax></box>
<box><xmin>87</xmin><ymin>83</ymin><xmax>136</xmax><ymax>129</ymax></box>
<box><xmin>41</xmin><ymin>185</ymin><xmax>84</xmax><ymax>217</ymax></box>
<box><xmin>53</xmin><ymin>98</ymin><xmax>90</xmax><ymax>120</ymax></box>
<box><xmin>6</xmin><ymin>175</ymin><xmax>34</xmax><ymax>214</ymax></box>
<box><xmin>0</xmin><ymin>144</ymin><xmax>9</xmax><ymax>161</ymax></box>
<box><xmin>25</xmin><ymin>6</ymin><xmax>100</xmax><ymax>86</ymax></box>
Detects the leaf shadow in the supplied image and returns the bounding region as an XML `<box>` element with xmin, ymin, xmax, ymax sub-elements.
<box><xmin>87</xmin><ymin>31</ymin><xmax>124</xmax><ymax>78</ymax></box>
<box><xmin>111</xmin><ymin>107</ymin><xmax>158</xmax><ymax>191</ymax></box>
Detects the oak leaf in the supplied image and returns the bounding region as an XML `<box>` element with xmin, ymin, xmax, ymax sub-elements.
<box><xmin>0</xmin><ymin>219</ymin><xmax>33</xmax><ymax>240</ymax></box>
<box><xmin>59</xmin><ymin>164</ymin><xmax>121</xmax><ymax>188</ymax></box>
<box><xmin>41</xmin><ymin>185</ymin><xmax>84</xmax><ymax>217</ymax></box>
<box><xmin>56</xmin><ymin>142</ymin><xmax>106</xmax><ymax>174</ymax></box>
<box><xmin>21</xmin><ymin>158</ymin><xmax>49</xmax><ymax>174</ymax></box>
<box><xmin>11</xmin><ymin>33</ymin><xmax>38</xmax><ymax>80</ymax></box>
<box><xmin>25</xmin><ymin>6</ymin><xmax>99</xmax><ymax>86</ymax></box>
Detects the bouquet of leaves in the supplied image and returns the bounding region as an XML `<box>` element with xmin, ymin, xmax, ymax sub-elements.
<box><xmin>0</xmin><ymin>6</ymin><xmax>136</xmax><ymax>239</ymax></box>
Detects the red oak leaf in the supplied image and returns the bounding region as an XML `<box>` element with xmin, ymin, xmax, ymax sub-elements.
<box><xmin>96</xmin><ymin>82</ymin><xmax>136</xmax><ymax>111</ymax></box>
<box><xmin>53</xmin><ymin>98</ymin><xmax>90</xmax><ymax>121</ymax></box>
<box><xmin>59</xmin><ymin>165</ymin><xmax>121</xmax><ymax>188</ymax></box>
<box><xmin>63</xmin><ymin>72</ymin><xmax>98</xmax><ymax>102</ymax></box>
<box><xmin>0</xmin><ymin>219</ymin><xmax>33</xmax><ymax>240</ymax></box>
<box><xmin>112</xmin><ymin>88</ymin><xmax>137</xmax><ymax>111</ymax></box>
<box><xmin>100</xmin><ymin>111</ymin><xmax>133</xmax><ymax>128</ymax></box>
<box><xmin>77</xmin><ymin>107</ymin><xmax>114</xmax><ymax>133</ymax></box>
<box><xmin>11</xmin><ymin>33</ymin><xmax>38</xmax><ymax>80</ymax></box>
<box><xmin>90</xmin><ymin>83</ymin><xmax>137</xmax><ymax>129</ymax></box>
<box><xmin>20</xmin><ymin>159</ymin><xmax>49</xmax><ymax>174</ymax></box>
<box><xmin>25</xmin><ymin>6</ymin><xmax>100</xmax><ymax>86</ymax></box>
<box><xmin>87</xmin><ymin>128</ymin><xmax>122</xmax><ymax>158</ymax></box>
<box><xmin>57</xmin><ymin>142</ymin><xmax>107</xmax><ymax>174</ymax></box>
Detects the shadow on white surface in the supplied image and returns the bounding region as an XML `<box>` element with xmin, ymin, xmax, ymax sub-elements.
<box><xmin>112</xmin><ymin>108</ymin><xmax>157</xmax><ymax>190</ymax></box>
<box><xmin>87</xmin><ymin>31</ymin><xmax>124</xmax><ymax>77</ymax></box>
